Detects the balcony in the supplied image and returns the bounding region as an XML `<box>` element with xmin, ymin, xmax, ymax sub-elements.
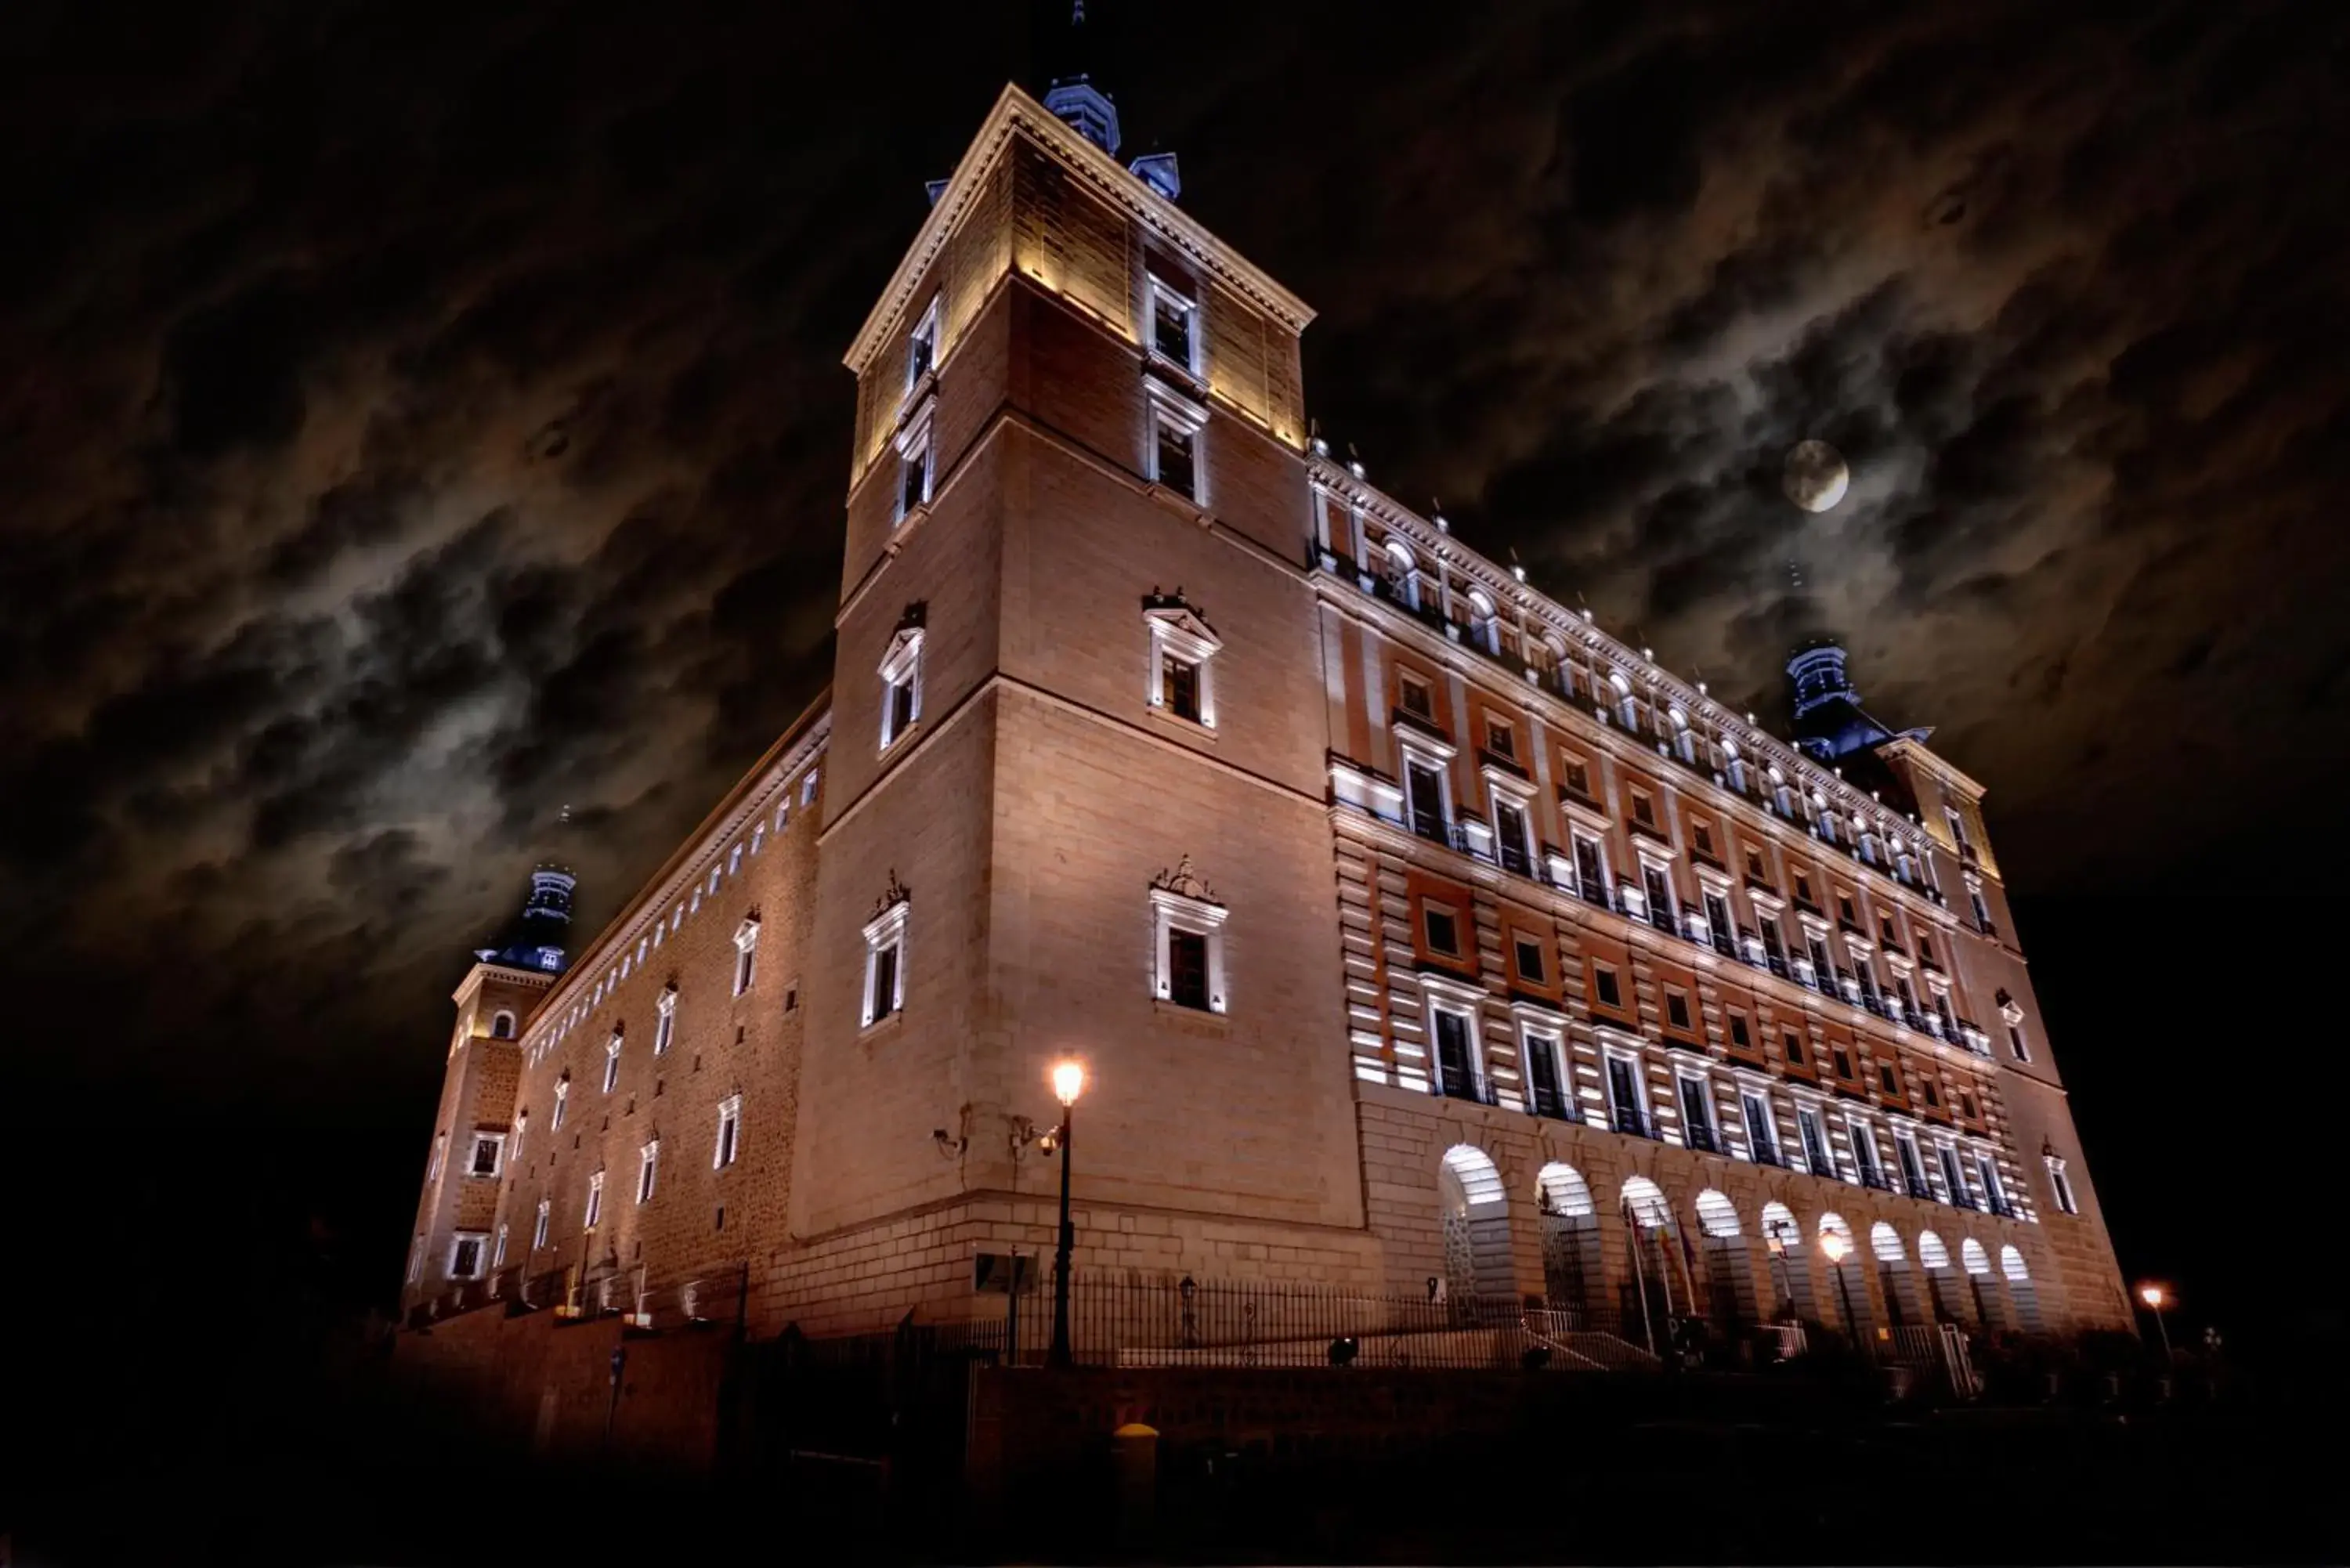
<box><xmin>1612</xmin><ymin>1105</ymin><xmax>1652</xmax><ymax>1140</ymax></box>
<box><xmin>1391</xmin><ymin>704</ymin><xmax>1449</xmax><ymax>743</ymax></box>
<box><xmin>1904</xmin><ymin>1174</ymin><xmax>1935</xmax><ymax>1201</ymax></box>
<box><xmin>1948</xmin><ymin>1187</ymin><xmax>1979</xmax><ymax>1213</ymax></box>
<box><xmin>1528</xmin><ymin>1083</ymin><xmax>1574</xmax><ymax>1122</ymax></box>
<box><xmin>1477</xmin><ymin>746</ymin><xmax>1530</xmax><ymax>781</ymax></box>
<box><xmin>1858</xmin><ymin>1168</ymin><xmax>1896</xmax><ymax>1194</ymax></box>
<box><xmin>1497</xmin><ymin>838</ymin><xmax>1534</xmax><ymax>878</ymax></box>
<box><xmin>1684</xmin><ymin>1123</ymin><xmax>1719</xmax><ymax>1154</ymax></box>
<box><xmin>1430</xmin><ymin>1074</ymin><xmax>1499</xmax><ymax>1108</ymax></box>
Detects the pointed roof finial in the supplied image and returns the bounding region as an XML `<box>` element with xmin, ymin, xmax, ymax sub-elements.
<box><xmin>1043</xmin><ymin>0</ymin><xmax>1120</xmax><ymax>156</ymax></box>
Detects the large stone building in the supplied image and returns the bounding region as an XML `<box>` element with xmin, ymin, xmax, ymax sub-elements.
<box><xmin>400</xmin><ymin>74</ymin><xmax>2131</xmax><ymax>1367</ymax></box>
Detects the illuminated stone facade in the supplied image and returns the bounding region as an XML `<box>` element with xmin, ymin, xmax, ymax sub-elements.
<box><xmin>400</xmin><ymin>85</ymin><xmax>2130</xmax><ymax>1349</ymax></box>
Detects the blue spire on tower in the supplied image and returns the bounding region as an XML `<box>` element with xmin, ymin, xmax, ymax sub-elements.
<box><xmin>1043</xmin><ymin>2</ymin><xmax>1122</xmax><ymax>157</ymax></box>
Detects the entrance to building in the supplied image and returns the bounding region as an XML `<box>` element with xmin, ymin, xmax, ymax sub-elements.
<box><xmin>1535</xmin><ymin>1162</ymin><xmax>1603</xmax><ymax>1324</ymax></box>
<box><xmin>1437</xmin><ymin>1144</ymin><xmax>1513</xmax><ymax>1317</ymax></box>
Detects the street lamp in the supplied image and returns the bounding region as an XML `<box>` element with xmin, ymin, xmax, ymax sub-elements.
<box><xmin>2139</xmin><ymin>1282</ymin><xmax>2174</xmax><ymax>1360</ymax></box>
<box><xmin>1820</xmin><ymin>1230</ymin><xmax>1860</xmax><ymax>1346</ymax></box>
<box><xmin>1047</xmin><ymin>1060</ymin><xmax>1086</xmax><ymax>1367</ymax></box>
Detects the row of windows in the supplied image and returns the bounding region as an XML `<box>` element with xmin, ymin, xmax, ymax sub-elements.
<box><xmin>1412</xmin><ymin>990</ymin><xmax>2020</xmax><ymax>1217</ymax></box>
<box><xmin>891</xmin><ymin>273</ymin><xmax>1209</xmax><ymax>537</ymax></box>
<box><xmin>417</xmin><ymin>1093</ymin><xmax>746</xmax><ymax>1286</ymax></box>
<box><xmin>525</xmin><ymin>767</ymin><xmax>817</xmax><ymax>1069</ymax></box>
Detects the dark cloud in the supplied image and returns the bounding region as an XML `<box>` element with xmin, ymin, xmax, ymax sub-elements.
<box><xmin>2</xmin><ymin>2</ymin><xmax>2347</xmax><ymax>1302</ymax></box>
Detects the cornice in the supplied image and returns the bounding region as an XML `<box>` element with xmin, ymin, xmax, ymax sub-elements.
<box><xmin>844</xmin><ymin>84</ymin><xmax>1314</xmax><ymax>377</ymax></box>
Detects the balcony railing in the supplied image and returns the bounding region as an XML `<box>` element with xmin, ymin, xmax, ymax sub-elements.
<box><xmin>1750</xmin><ymin>1142</ymin><xmax>1785</xmax><ymax>1169</ymax></box>
<box><xmin>1904</xmin><ymin>1174</ymin><xmax>1935</xmax><ymax>1201</ymax></box>
<box><xmin>1431</xmin><ymin>1074</ymin><xmax>1499</xmax><ymax>1108</ymax></box>
<box><xmin>1612</xmin><ymin>1106</ymin><xmax>1652</xmax><ymax>1140</ymax></box>
<box><xmin>1684</xmin><ymin>1124</ymin><xmax>1718</xmax><ymax>1154</ymax></box>
<box><xmin>1858</xmin><ymin>1167</ymin><xmax>1896</xmax><ymax>1194</ymax></box>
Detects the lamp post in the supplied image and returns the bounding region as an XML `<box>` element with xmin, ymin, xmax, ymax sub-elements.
<box><xmin>1820</xmin><ymin>1230</ymin><xmax>1860</xmax><ymax>1349</ymax></box>
<box><xmin>2139</xmin><ymin>1283</ymin><xmax>2174</xmax><ymax>1360</ymax></box>
<box><xmin>1047</xmin><ymin>1060</ymin><xmax>1086</xmax><ymax>1368</ymax></box>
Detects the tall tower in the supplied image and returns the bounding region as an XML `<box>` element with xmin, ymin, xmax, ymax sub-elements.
<box><xmin>777</xmin><ymin>81</ymin><xmax>1376</xmax><ymax>1325</ymax></box>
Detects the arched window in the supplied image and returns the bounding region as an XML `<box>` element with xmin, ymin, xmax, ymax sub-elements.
<box><xmin>1536</xmin><ymin>1162</ymin><xmax>1602</xmax><ymax>1317</ymax></box>
<box><xmin>1619</xmin><ymin>1175</ymin><xmax>1672</xmax><ymax>1230</ymax></box>
<box><xmin>1770</xmin><ymin>765</ymin><xmax>1793</xmax><ymax>818</ymax></box>
<box><xmin>1608</xmin><ymin>670</ymin><xmax>1638</xmax><ymax>732</ymax></box>
<box><xmin>1961</xmin><ymin>1238</ymin><xmax>1991</xmax><ymax>1276</ymax></box>
<box><xmin>1437</xmin><ymin>1144</ymin><xmax>1511</xmax><ymax>1306</ymax></box>
<box><xmin>1870</xmin><ymin>1221</ymin><xmax>1905</xmax><ymax>1264</ymax></box>
<box><xmin>1695</xmin><ymin>1189</ymin><xmax>1741</xmax><ymax>1238</ymax></box>
<box><xmin>1383</xmin><ymin>539</ymin><xmax>1419</xmax><ymax>609</ymax></box>
<box><xmin>490</xmin><ymin>1010</ymin><xmax>515</xmax><ymax>1039</ymax></box>
<box><xmin>1918</xmin><ymin>1230</ymin><xmax>1951</xmax><ymax>1272</ymax></box>
<box><xmin>1999</xmin><ymin>1244</ymin><xmax>2030</xmax><ymax>1283</ymax></box>
<box><xmin>1441</xmin><ymin>1144</ymin><xmax>1506</xmax><ymax>1213</ymax></box>
<box><xmin>1668</xmin><ymin>706</ymin><xmax>1697</xmax><ymax>764</ymax></box>
<box><xmin>1723</xmin><ymin>741</ymin><xmax>1747</xmax><ymax>794</ymax></box>
<box><xmin>1537</xmin><ymin>1162</ymin><xmax>1595</xmax><ymax>1218</ymax></box>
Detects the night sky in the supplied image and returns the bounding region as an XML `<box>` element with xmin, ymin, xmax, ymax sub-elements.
<box><xmin>7</xmin><ymin>0</ymin><xmax>2350</xmax><ymax>1361</ymax></box>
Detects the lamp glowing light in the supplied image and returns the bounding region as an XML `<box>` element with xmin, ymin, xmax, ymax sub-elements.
<box><xmin>1052</xmin><ymin>1060</ymin><xmax>1086</xmax><ymax>1107</ymax></box>
<box><xmin>1820</xmin><ymin>1231</ymin><xmax>1850</xmax><ymax>1264</ymax></box>
<box><xmin>2138</xmin><ymin>1284</ymin><xmax>2165</xmax><ymax>1309</ymax></box>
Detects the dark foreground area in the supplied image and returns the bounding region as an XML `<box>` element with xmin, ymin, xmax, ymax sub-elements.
<box><xmin>5</xmin><ymin>1310</ymin><xmax>2343</xmax><ymax>1567</ymax></box>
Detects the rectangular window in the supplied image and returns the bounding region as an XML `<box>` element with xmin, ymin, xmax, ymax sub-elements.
<box><xmin>1399</xmin><ymin>673</ymin><xmax>1434</xmax><ymax>720</ymax></box>
<box><xmin>1494</xmin><ymin>799</ymin><xmax>1531</xmax><ymax>876</ymax></box>
<box><xmin>866</xmin><ymin>939</ymin><xmax>902</xmax><ymax>1024</ymax></box>
<box><xmin>532</xmin><ymin>1199</ymin><xmax>551</xmax><ymax>1252</ymax></box>
<box><xmin>468</xmin><ymin>1133</ymin><xmax>504</xmax><ymax>1179</ymax></box>
<box><xmin>1970</xmin><ymin>884</ymin><xmax>1994</xmax><ymax>934</ymax></box>
<box><xmin>1592</xmin><ymin>963</ymin><xmax>1623</xmax><ymax>1011</ymax></box>
<box><xmin>898</xmin><ymin>430</ymin><xmax>934</xmax><ymax>518</ymax></box>
<box><xmin>1629</xmin><ymin>790</ymin><xmax>1658</xmax><ymax>829</ymax></box>
<box><xmin>885</xmin><ymin>670</ymin><xmax>916</xmax><ymax>744</ymax></box>
<box><xmin>1848</xmin><ymin>1116</ymin><xmax>1883</xmax><ymax>1186</ymax></box>
<box><xmin>1728</xmin><ymin>1013</ymin><xmax>1752</xmax><ymax>1052</ymax></box>
<box><xmin>1562</xmin><ymin>757</ymin><xmax>1592</xmax><ymax>797</ymax></box>
<box><xmin>1406</xmin><ymin>761</ymin><xmax>1448</xmax><ymax>842</ymax></box>
<box><xmin>1148</xmin><ymin>276</ymin><xmax>1198</xmax><ymax>370</ymax></box>
<box><xmin>552</xmin><ymin>1081</ymin><xmax>569</xmax><ymax>1131</ymax></box>
<box><xmin>1606</xmin><ymin>1054</ymin><xmax>1648</xmax><ymax>1137</ymax></box>
<box><xmin>1168</xmin><ymin>928</ymin><xmax>1210</xmax><ymax>1010</ymax></box>
<box><xmin>1422</xmin><ymin>904</ymin><xmax>1460</xmax><ymax>957</ymax></box>
<box><xmin>449</xmin><ymin>1234</ymin><xmax>486</xmax><ymax>1281</ymax></box>
<box><xmin>1524</xmin><ymin>1030</ymin><xmax>1568</xmax><ymax>1118</ymax></box>
<box><xmin>906</xmin><ymin>294</ymin><xmax>938</xmax><ymax>388</ymax></box>
<box><xmin>1798</xmin><ymin>1107</ymin><xmax>1833</xmax><ymax>1176</ymax></box>
<box><xmin>492</xmin><ymin>1224</ymin><xmax>508</xmax><ymax>1270</ymax></box>
<box><xmin>638</xmin><ymin>1141</ymin><xmax>660</xmax><ymax>1205</ymax></box>
<box><xmin>1759</xmin><ymin>915</ymin><xmax>1788</xmax><ymax>970</ymax></box>
<box><xmin>1939</xmin><ymin>1145</ymin><xmax>1971</xmax><ymax>1208</ymax></box>
<box><xmin>1641</xmin><ymin>862</ymin><xmax>1676</xmax><ymax>929</ymax></box>
<box><xmin>1430</xmin><ymin>1006</ymin><xmax>1479</xmax><ymax>1100</ymax></box>
<box><xmin>1484</xmin><ymin>717</ymin><xmax>1515</xmax><ymax>759</ymax></box>
<box><xmin>1152</xmin><ymin>415</ymin><xmax>1197</xmax><ymax>500</ymax></box>
<box><xmin>714</xmin><ymin>1095</ymin><xmax>742</xmax><ymax>1170</ymax></box>
<box><xmin>1162</xmin><ymin>652</ymin><xmax>1200</xmax><ymax>721</ymax></box>
<box><xmin>2008</xmin><ymin>1023</ymin><xmax>2032</xmax><ymax>1062</ymax></box>
<box><xmin>1896</xmin><ymin>1129</ymin><xmax>1930</xmax><ymax>1197</ymax></box>
<box><xmin>654</xmin><ymin>998</ymin><xmax>676</xmax><ymax>1055</ymax></box>
<box><xmin>735</xmin><ymin>937</ymin><xmax>758</xmax><ymax>996</ymax></box>
<box><xmin>1571</xmin><ymin>833</ymin><xmax>1607</xmax><ymax>899</ymax></box>
<box><xmin>1665</xmin><ymin>988</ymin><xmax>1693</xmax><ymax>1032</ymax></box>
<box><xmin>1794</xmin><ymin>873</ymin><xmax>1815</xmax><ymax>907</ymax></box>
<box><xmin>1678</xmin><ymin>1075</ymin><xmax>1717</xmax><ymax>1152</ymax></box>
<box><xmin>603</xmin><ymin>1038</ymin><xmax>622</xmax><ymax>1093</ymax></box>
<box><xmin>1741</xmin><ymin>1092</ymin><xmax>1781</xmax><ymax>1165</ymax></box>
<box><xmin>2046</xmin><ymin>1157</ymin><xmax>2079</xmax><ymax>1216</ymax></box>
<box><xmin>1513</xmin><ymin>935</ymin><xmax>1546</xmax><ymax>985</ymax></box>
<box><xmin>1977</xmin><ymin>1154</ymin><xmax>2010</xmax><ymax>1213</ymax></box>
<box><xmin>1704</xmin><ymin>890</ymin><xmax>1734</xmax><ymax>952</ymax></box>
<box><xmin>1782</xmin><ymin>1028</ymin><xmax>1806</xmax><ymax>1067</ymax></box>
<box><xmin>1691</xmin><ymin>822</ymin><xmax>1716</xmax><ymax>862</ymax></box>
<box><xmin>584</xmin><ymin>1172</ymin><xmax>605</xmax><ymax>1230</ymax></box>
<box><xmin>428</xmin><ymin>1133</ymin><xmax>446</xmax><ymax>1181</ymax></box>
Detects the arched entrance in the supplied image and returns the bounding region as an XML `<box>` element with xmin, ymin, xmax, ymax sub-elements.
<box><xmin>1437</xmin><ymin>1144</ymin><xmax>1512</xmax><ymax>1313</ymax></box>
<box><xmin>2000</xmin><ymin>1244</ymin><xmax>2044</xmax><ymax>1331</ymax></box>
<box><xmin>1694</xmin><ymin>1190</ymin><xmax>1758</xmax><ymax>1326</ymax></box>
<box><xmin>1760</xmin><ymin>1201</ymin><xmax>1815</xmax><ymax>1321</ymax></box>
<box><xmin>1818</xmin><ymin>1212</ymin><xmax>1871</xmax><ymax>1336</ymax></box>
<box><xmin>1961</xmin><ymin>1238</ymin><xmax>2008</xmax><ymax>1328</ymax></box>
<box><xmin>1536</xmin><ymin>1162</ymin><xmax>1603</xmax><ymax>1323</ymax></box>
<box><xmin>1871</xmin><ymin>1222</ymin><xmax>1925</xmax><ymax>1327</ymax></box>
<box><xmin>1618</xmin><ymin>1176</ymin><xmax>1683</xmax><ymax>1346</ymax></box>
<box><xmin>1918</xmin><ymin>1230</ymin><xmax>1962</xmax><ymax>1323</ymax></box>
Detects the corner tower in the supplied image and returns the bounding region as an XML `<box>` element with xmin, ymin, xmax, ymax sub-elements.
<box><xmin>776</xmin><ymin>83</ymin><xmax>1374</xmax><ymax>1330</ymax></box>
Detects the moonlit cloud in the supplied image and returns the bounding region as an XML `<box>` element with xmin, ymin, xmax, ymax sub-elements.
<box><xmin>2</xmin><ymin>0</ymin><xmax>2345</xmax><ymax>1125</ymax></box>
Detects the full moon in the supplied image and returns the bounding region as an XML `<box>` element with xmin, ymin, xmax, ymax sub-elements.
<box><xmin>1782</xmin><ymin>439</ymin><xmax>1849</xmax><ymax>513</ymax></box>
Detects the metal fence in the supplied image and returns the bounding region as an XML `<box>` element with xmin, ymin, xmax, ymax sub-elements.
<box><xmin>954</xmin><ymin>1273</ymin><xmax>1665</xmax><ymax>1372</ymax></box>
<box><xmin>406</xmin><ymin>1260</ymin><xmax>749</xmax><ymax>1332</ymax></box>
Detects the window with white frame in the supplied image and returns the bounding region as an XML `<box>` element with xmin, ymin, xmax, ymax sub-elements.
<box><xmin>1488</xmin><ymin>777</ymin><xmax>1535</xmax><ymax>876</ymax></box>
<box><xmin>733</xmin><ymin>917</ymin><xmax>761</xmax><ymax>996</ymax></box>
<box><xmin>802</xmin><ymin>770</ymin><xmax>819</xmax><ymax>807</ymax></box>
<box><xmin>1893</xmin><ymin>1125</ymin><xmax>1930</xmax><ymax>1196</ymax></box>
<box><xmin>1146</xmin><ymin>273</ymin><xmax>1200</xmax><ymax>374</ymax></box>
<box><xmin>1148</xmin><ymin>856</ymin><xmax>1228</xmax><ymax>1013</ymax></box>
<box><xmin>407</xmin><ymin>1235</ymin><xmax>425</xmax><ymax>1284</ymax></box>
<box><xmin>1797</xmin><ymin>1104</ymin><xmax>1834</xmax><ymax>1176</ymax></box>
<box><xmin>551</xmin><ymin>1076</ymin><xmax>569</xmax><ymax>1131</ymax></box>
<box><xmin>1424</xmin><ymin>988</ymin><xmax>1484</xmax><ymax>1100</ymax></box>
<box><xmin>1741</xmin><ymin>1089</ymin><xmax>1781</xmax><ymax>1165</ymax></box>
<box><xmin>1402</xmin><ymin>750</ymin><xmax>1451</xmax><ymax>842</ymax></box>
<box><xmin>1145</xmin><ymin>380</ymin><xmax>1206</xmax><ymax>502</ymax></box>
<box><xmin>1976</xmin><ymin>1151</ymin><xmax>2011</xmax><ymax>1212</ymax></box>
<box><xmin>468</xmin><ymin>1131</ymin><xmax>504</xmax><ymax>1179</ymax></box>
<box><xmin>1569</xmin><ymin>829</ymin><xmax>1608</xmax><ymax>900</ymax></box>
<box><xmin>1937</xmin><ymin>1143</ymin><xmax>1971</xmax><ymax>1207</ymax></box>
<box><xmin>906</xmin><ymin>292</ymin><xmax>940</xmax><ymax>392</ymax></box>
<box><xmin>490</xmin><ymin>1010</ymin><xmax>515</xmax><ymax>1039</ymax></box>
<box><xmin>510</xmin><ymin>1110</ymin><xmax>527</xmax><ymax>1163</ymax></box>
<box><xmin>584</xmin><ymin>1170</ymin><xmax>605</xmax><ymax>1230</ymax></box>
<box><xmin>714</xmin><ymin>1094</ymin><xmax>743</xmax><ymax>1170</ymax></box>
<box><xmin>2006</xmin><ymin>1018</ymin><xmax>2033</xmax><ymax>1062</ymax></box>
<box><xmin>532</xmin><ymin>1199</ymin><xmax>551</xmax><ymax>1252</ymax></box>
<box><xmin>2044</xmin><ymin>1153</ymin><xmax>2079</xmax><ymax>1215</ymax></box>
<box><xmin>653</xmin><ymin>988</ymin><xmax>677</xmax><ymax>1054</ymax></box>
<box><xmin>1143</xmin><ymin>597</ymin><xmax>1220</xmax><ymax>728</ymax></box>
<box><xmin>603</xmin><ymin>1033</ymin><xmax>623</xmax><ymax>1093</ymax></box>
<box><xmin>1603</xmin><ymin>1050</ymin><xmax>1649</xmax><ymax>1136</ymax></box>
<box><xmin>492</xmin><ymin>1223</ymin><xmax>509</xmax><ymax>1270</ymax></box>
<box><xmin>878</xmin><ymin>616</ymin><xmax>924</xmax><ymax>750</ymax></box>
<box><xmin>862</xmin><ymin>891</ymin><xmax>910</xmax><ymax>1027</ymax></box>
<box><xmin>428</xmin><ymin>1131</ymin><xmax>446</xmax><ymax>1180</ymax></box>
<box><xmin>1846</xmin><ymin>1114</ymin><xmax>1882</xmax><ymax>1184</ymax></box>
<box><xmin>1677</xmin><ymin>1071</ymin><xmax>1719</xmax><ymax>1152</ymax></box>
<box><xmin>895</xmin><ymin>400</ymin><xmax>935</xmax><ymax>522</ymax></box>
<box><xmin>448</xmin><ymin>1231</ymin><xmax>488</xmax><ymax>1281</ymax></box>
<box><xmin>1519</xmin><ymin>1020</ymin><xmax>1571</xmax><ymax>1118</ymax></box>
<box><xmin>637</xmin><ymin>1139</ymin><xmax>660</xmax><ymax>1204</ymax></box>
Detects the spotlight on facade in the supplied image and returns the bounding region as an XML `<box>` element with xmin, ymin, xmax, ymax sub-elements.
<box><xmin>1052</xmin><ymin>1060</ymin><xmax>1086</xmax><ymax>1107</ymax></box>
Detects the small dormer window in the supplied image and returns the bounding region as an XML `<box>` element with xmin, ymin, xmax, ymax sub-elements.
<box><xmin>1147</xmin><ymin>275</ymin><xmax>1199</xmax><ymax>374</ymax></box>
